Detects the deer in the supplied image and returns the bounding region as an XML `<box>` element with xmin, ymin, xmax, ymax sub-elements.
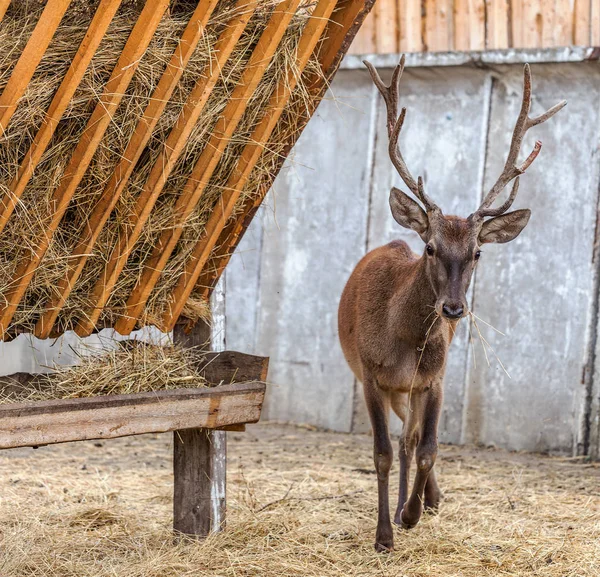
<box><xmin>338</xmin><ymin>57</ymin><xmax>566</xmax><ymax>553</ymax></box>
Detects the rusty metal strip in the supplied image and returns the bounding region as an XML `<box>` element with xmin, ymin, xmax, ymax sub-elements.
<box><xmin>72</xmin><ymin>0</ymin><xmax>257</xmax><ymax>337</ymax></box>
<box><xmin>0</xmin><ymin>0</ymin><xmax>123</xmax><ymax>238</ymax></box>
<box><xmin>155</xmin><ymin>0</ymin><xmax>340</xmax><ymax>333</ymax></box>
<box><xmin>0</xmin><ymin>0</ymin><xmax>170</xmax><ymax>337</ymax></box>
<box><xmin>0</xmin><ymin>0</ymin><xmax>71</xmax><ymax>138</ymax></box>
<box><xmin>34</xmin><ymin>0</ymin><xmax>220</xmax><ymax>339</ymax></box>
<box><xmin>193</xmin><ymin>0</ymin><xmax>377</xmax><ymax>311</ymax></box>
<box><xmin>114</xmin><ymin>0</ymin><xmax>305</xmax><ymax>335</ymax></box>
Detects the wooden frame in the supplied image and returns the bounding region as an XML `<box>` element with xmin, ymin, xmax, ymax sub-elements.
<box><xmin>0</xmin><ymin>0</ymin><xmax>375</xmax><ymax>339</ymax></box>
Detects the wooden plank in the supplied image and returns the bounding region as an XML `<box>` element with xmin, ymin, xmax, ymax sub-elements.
<box><xmin>157</xmin><ymin>0</ymin><xmax>338</xmax><ymax>332</ymax></box>
<box><xmin>0</xmin><ymin>381</ymin><xmax>265</xmax><ymax>450</ymax></box>
<box><xmin>0</xmin><ymin>0</ymin><xmax>71</xmax><ymax>138</ymax></box>
<box><xmin>553</xmin><ymin>0</ymin><xmax>572</xmax><ymax>45</ymax></box>
<box><xmin>541</xmin><ymin>0</ymin><xmax>556</xmax><ymax>47</ymax></box>
<box><xmin>193</xmin><ymin>0</ymin><xmax>377</xmax><ymax>307</ymax></box>
<box><xmin>425</xmin><ymin>0</ymin><xmax>437</xmax><ymax>50</ymax></box>
<box><xmin>574</xmin><ymin>0</ymin><xmax>591</xmax><ymax>45</ymax></box>
<box><xmin>34</xmin><ymin>0</ymin><xmax>221</xmax><ymax>339</ymax></box>
<box><xmin>1</xmin><ymin>0</ymin><xmax>123</xmax><ymax>238</ymax></box>
<box><xmin>72</xmin><ymin>0</ymin><xmax>256</xmax><ymax>337</ymax></box>
<box><xmin>199</xmin><ymin>351</ymin><xmax>270</xmax><ymax>385</ymax></box>
<box><xmin>593</xmin><ymin>0</ymin><xmax>600</xmax><ymax>44</ymax></box>
<box><xmin>112</xmin><ymin>0</ymin><xmax>304</xmax><ymax>335</ymax></box>
<box><xmin>522</xmin><ymin>0</ymin><xmax>543</xmax><ymax>47</ymax></box>
<box><xmin>488</xmin><ymin>0</ymin><xmax>509</xmax><ymax>48</ymax></box>
<box><xmin>174</xmin><ymin>428</ymin><xmax>226</xmax><ymax>536</ymax></box>
<box><xmin>374</xmin><ymin>0</ymin><xmax>398</xmax><ymax>53</ymax></box>
<box><xmin>0</xmin><ymin>0</ymin><xmax>171</xmax><ymax>338</ymax></box>
<box><xmin>454</xmin><ymin>0</ymin><xmax>471</xmax><ymax>51</ymax></box>
<box><xmin>399</xmin><ymin>0</ymin><xmax>423</xmax><ymax>52</ymax></box>
<box><xmin>468</xmin><ymin>0</ymin><xmax>486</xmax><ymax>49</ymax></box>
<box><xmin>0</xmin><ymin>0</ymin><xmax>11</xmax><ymax>24</ymax></box>
<box><xmin>349</xmin><ymin>8</ymin><xmax>375</xmax><ymax>54</ymax></box>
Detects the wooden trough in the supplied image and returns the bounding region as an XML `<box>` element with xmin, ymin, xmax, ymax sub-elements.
<box><xmin>0</xmin><ymin>0</ymin><xmax>373</xmax><ymax>537</ymax></box>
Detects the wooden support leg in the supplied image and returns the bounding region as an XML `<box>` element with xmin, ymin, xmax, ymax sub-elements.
<box><xmin>173</xmin><ymin>427</ymin><xmax>226</xmax><ymax>537</ymax></box>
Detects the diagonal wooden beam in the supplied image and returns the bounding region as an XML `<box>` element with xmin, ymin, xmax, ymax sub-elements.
<box><xmin>72</xmin><ymin>0</ymin><xmax>257</xmax><ymax>338</ymax></box>
<box><xmin>0</xmin><ymin>0</ymin><xmax>71</xmax><ymax>138</ymax></box>
<box><xmin>34</xmin><ymin>0</ymin><xmax>220</xmax><ymax>339</ymax></box>
<box><xmin>192</xmin><ymin>0</ymin><xmax>377</xmax><ymax>313</ymax></box>
<box><xmin>113</xmin><ymin>0</ymin><xmax>306</xmax><ymax>335</ymax></box>
<box><xmin>153</xmin><ymin>0</ymin><xmax>339</xmax><ymax>333</ymax></box>
<box><xmin>75</xmin><ymin>0</ymin><xmax>300</xmax><ymax>337</ymax></box>
<box><xmin>0</xmin><ymin>0</ymin><xmax>11</xmax><ymax>24</ymax></box>
<box><xmin>0</xmin><ymin>0</ymin><xmax>170</xmax><ymax>338</ymax></box>
<box><xmin>0</xmin><ymin>0</ymin><xmax>123</xmax><ymax>238</ymax></box>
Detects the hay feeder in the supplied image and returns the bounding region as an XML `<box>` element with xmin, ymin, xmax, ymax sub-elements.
<box><xmin>0</xmin><ymin>0</ymin><xmax>373</xmax><ymax>537</ymax></box>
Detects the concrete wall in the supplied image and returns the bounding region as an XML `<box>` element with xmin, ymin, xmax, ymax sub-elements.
<box><xmin>225</xmin><ymin>61</ymin><xmax>600</xmax><ymax>456</ymax></box>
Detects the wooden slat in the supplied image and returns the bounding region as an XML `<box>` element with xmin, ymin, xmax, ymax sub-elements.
<box><xmin>511</xmin><ymin>0</ymin><xmax>524</xmax><ymax>46</ymax></box>
<box><xmin>553</xmin><ymin>0</ymin><xmax>572</xmax><ymax>45</ymax></box>
<box><xmin>467</xmin><ymin>0</ymin><xmax>485</xmax><ymax>50</ymax></box>
<box><xmin>186</xmin><ymin>0</ymin><xmax>377</xmax><ymax>321</ymax></box>
<box><xmin>399</xmin><ymin>0</ymin><xmax>423</xmax><ymax>52</ymax></box>
<box><xmin>0</xmin><ymin>0</ymin><xmax>123</xmax><ymax>238</ymax></box>
<box><xmin>374</xmin><ymin>0</ymin><xmax>398</xmax><ymax>53</ymax></box>
<box><xmin>425</xmin><ymin>0</ymin><xmax>437</xmax><ymax>50</ymax></box>
<box><xmin>111</xmin><ymin>0</ymin><xmax>303</xmax><ymax>335</ymax></box>
<box><xmin>198</xmin><ymin>351</ymin><xmax>269</xmax><ymax>385</ymax></box>
<box><xmin>541</xmin><ymin>0</ymin><xmax>556</xmax><ymax>47</ymax></box>
<box><xmin>0</xmin><ymin>0</ymin><xmax>11</xmax><ymax>24</ymax></box>
<box><xmin>34</xmin><ymin>0</ymin><xmax>221</xmax><ymax>339</ymax></box>
<box><xmin>488</xmin><ymin>0</ymin><xmax>509</xmax><ymax>48</ymax></box>
<box><xmin>593</xmin><ymin>0</ymin><xmax>600</xmax><ymax>44</ymax></box>
<box><xmin>71</xmin><ymin>0</ymin><xmax>256</xmax><ymax>337</ymax></box>
<box><xmin>0</xmin><ymin>0</ymin><xmax>71</xmax><ymax>138</ymax></box>
<box><xmin>350</xmin><ymin>7</ymin><xmax>375</xmax><ymax>54</ymax></box>
<box><xmin>152</xmin><ymin>0</ymin><xmax>339</xmax><ymax>332</ymax></box>
<box><xmin>0</xmin><ymin>381</ymin><xmax>265</xmax><ymax>450</ymax></box>
<box><xmin>431</xmin><ymin>0</ymin><xmax>452</xmax><ymax>51</ymax></box>
<box><xmin>523</xmin><ymin>0</ymin><xmax>543</xmax><ymax>47</ymax></box>
<box><xmin>0</xmin><ymin>0</ymin><xmax>171</xmax><ymax>338</ymax></box>
<box><xmin>454</xmin><ymin>0</ymin><xmax>471</xmax><ymax>51</ymax></box>
<box><xmin>573</xmin><ymin>0</ymin><xmax>590</xmax><ymax>45</ymax></box>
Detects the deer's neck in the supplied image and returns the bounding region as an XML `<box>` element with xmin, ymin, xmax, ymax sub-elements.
<box><xmin>392</xmin><ymin>255</ymin><xmax>442</xmax><ymax>345</ymax></box>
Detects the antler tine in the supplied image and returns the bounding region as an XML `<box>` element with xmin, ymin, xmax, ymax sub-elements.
<box><xmin>474</xmin><ymin>64</ymin><xmax>567</xmax><ymax>219</ymax></box>
<box><xmin>364</xmin><ymin>56</ymin><xmax>439</xmax><ymax>212</ymax></box>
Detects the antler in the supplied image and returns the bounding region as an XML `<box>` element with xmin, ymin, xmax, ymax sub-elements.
<box><xmin>364</xmin><ymin>55</ymin><xmax>438</xmax><ymax>212</ymax></box>
<box><xmin>473</xmin><ymin>64</ymin><xmax>567</xmax><ymax>219</ymax></box>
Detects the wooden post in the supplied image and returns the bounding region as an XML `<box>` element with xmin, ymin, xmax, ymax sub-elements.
<box><xmin>173</xmin><ymin>318</ymin><xmax>226</xmax><ymax>537</ymax></box>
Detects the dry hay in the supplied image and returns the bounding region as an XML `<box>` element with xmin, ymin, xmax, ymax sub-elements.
<box><xmin>0</xmin><ymin>340</ymin><xmax>207</xmax><ymax>403</ymax></box>
<box><xmin>0</xmin><ymin>423</ymin><xmax>598</xmax><ymax>576</ymax></box>
<box><xmin>0</xmin><ymin>0</ymin><xmax>324</xmax><ymax>336</ymax></box>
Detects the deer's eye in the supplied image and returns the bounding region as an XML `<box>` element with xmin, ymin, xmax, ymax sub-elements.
<box><xmin>426</xmin><ymin>244</ymin><xmax>434</xmax><ymax>256</ymax></box>
<box><xmin>475</xmin><ymin>250</ymin><xmax>482</xmax><ymax>260</ymax></box>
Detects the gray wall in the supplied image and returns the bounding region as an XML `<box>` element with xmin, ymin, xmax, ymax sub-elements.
<box><xmin>225</xmin><ymin>61</ymin><xmax>600</xmax><ymax>456</ymax></box>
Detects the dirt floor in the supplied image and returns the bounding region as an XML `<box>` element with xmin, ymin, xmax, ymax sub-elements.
<box><xmin>0</xmin><ymin>423</ymin><xmax>598</xmax><ymax>576</ymax></box>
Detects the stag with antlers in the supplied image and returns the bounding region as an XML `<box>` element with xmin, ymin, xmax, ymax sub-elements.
<box><xmin>337</xmin><ymin>58</ymin><xmax>566</xmax><ymax>552</ymax></box>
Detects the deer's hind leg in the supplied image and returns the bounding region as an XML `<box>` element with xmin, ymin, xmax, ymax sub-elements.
<box><xmin>363</xmin><ymin>371</ymin><xmax>394</xmax><ymax>552</ymax></box>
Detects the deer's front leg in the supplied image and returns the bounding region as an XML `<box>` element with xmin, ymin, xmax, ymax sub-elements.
<box><xmin>363</xmin><ymin>374</ymin><xmax>393</xmax><ymax>552</ymax></box>
<box><xmin>400</xmin><ymin>384</ymin><xmax>442</xmax><ymax>529</ymax></box>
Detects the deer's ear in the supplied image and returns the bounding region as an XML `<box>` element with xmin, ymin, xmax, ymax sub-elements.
<box><xmin>389</xmin><ymin>187</ymin><xmax>429</xmax><ymax>240</ymax></box>
<box><xmin>478</xmin><ymin>209</ymin><xmax>531</xmax><ymax>244</ymax></box>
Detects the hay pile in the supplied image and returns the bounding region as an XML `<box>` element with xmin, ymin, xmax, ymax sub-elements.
<box><xmin>0</xmin><ymin>0</ymin><xmax>324</xmax><ymax>336</ymax></box>
<box><xmin>0</xmin><ymin>340</ymin><xmax>207</xmax><ymax>403</ymax></box>
<box><xmin>0</xmin><ymin>423</ymin><xmax>598</xmax><ymax>576</ymax></box>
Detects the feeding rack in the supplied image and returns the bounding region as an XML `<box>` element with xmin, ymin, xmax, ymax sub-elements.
<box><xmin>0</xmin><ymin>0</ymin><xmax>373</xmax><ymax>536</ymax></box>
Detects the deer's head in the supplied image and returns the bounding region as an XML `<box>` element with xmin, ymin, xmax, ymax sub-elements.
<box><xmin>365</xmin><ymin>57</ymin><xmax>566</xmax><ymax>321</ymax></box>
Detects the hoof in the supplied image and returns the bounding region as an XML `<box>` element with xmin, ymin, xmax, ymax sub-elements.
<box><xmin>374</xmin><ymin>541</ymin><xmax>394</xmax><ymax>553</ymax></box>
<box><xmin>399</xmin><ymin>508</ymin><xmax>420</xmax><ymax>530</ymax></box>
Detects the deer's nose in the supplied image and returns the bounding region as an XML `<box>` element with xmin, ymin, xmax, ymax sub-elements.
<box><xmin>442</xmin><ymin>304</ymin><xmax>464</xmax><ymax>319</ymax></box>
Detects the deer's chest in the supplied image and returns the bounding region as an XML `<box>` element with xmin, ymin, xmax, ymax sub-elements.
<box><xmin>375</xmin><ymin>332</ymin><xmax>448</xmax><ymax>392</ymax></box>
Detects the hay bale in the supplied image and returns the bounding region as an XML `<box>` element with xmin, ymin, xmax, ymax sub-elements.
<box><xmin>0</xmin><ymin>0</ymin><xmax>322</xmax><ymax>336</ymax></box>
<box><xmin>0</xmin><ymin>340</ymin><xmax>208</xmax><ymax>403</ymax></box>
